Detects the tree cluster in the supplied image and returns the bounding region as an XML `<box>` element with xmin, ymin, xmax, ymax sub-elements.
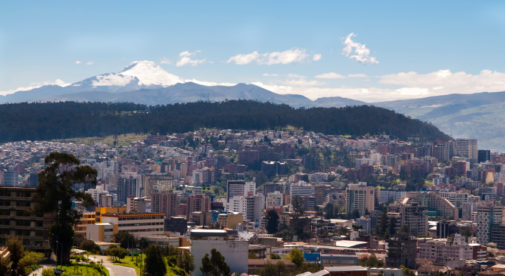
<box><xmin>0</xmin><ymin>101</ymin><xmax>449</xmax><ymax>143</ymax></box>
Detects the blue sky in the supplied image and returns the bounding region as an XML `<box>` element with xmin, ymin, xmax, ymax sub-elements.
<box><xmin>2</xmin><ymin>1</ymin><xmax>505</xmax><ymax>102</ymax></box>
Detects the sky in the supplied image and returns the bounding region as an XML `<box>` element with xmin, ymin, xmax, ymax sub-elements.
<box><xmin>2</xmin><ymin>1</ymin><xmax>505</xmax><ymax>102</ymax></box>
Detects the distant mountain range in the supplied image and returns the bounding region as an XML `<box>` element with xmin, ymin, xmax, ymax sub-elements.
<box><xmin>0</xmin><ymin>61</ymin><xmax>363</xmax><ymax>108</ymax></box>
<box><xmin>375</xmin><ymin>92</ymin><xmax>505</xmax><ymax>151</ymax></box>
<box><xmin>2</xmin><ymin>60</ymin><xmax>504</xmax><ymax>151</ymax></box>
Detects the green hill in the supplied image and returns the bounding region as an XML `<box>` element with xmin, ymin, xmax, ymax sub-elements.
<box><xmin>0</xmin><ymin>101</ymin><xmax>449</xmax><ymax>143</ymax></box>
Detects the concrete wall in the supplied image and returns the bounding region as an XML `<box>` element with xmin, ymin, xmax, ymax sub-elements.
<box><xmin>191</xmin><ymin>239</ymin><xmax>248</xmax><ymax>276</ymax></box>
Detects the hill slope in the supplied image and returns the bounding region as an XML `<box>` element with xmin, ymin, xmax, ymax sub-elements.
<box><xmin>376</xmin><ymin>91</ymin><xmax>505</xmax><ymax>151</ymax></box>
<box><xmin>0</xmin><ymin>101</ymin><xmax>449</xmax><ymax>143</ymax></box>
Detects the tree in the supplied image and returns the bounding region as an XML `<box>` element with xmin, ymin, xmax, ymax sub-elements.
<box><xmin>32</xmin><ymin>152</ymin><xmax>97</xmax><ymax>265</ymax></box>
<box><xmin>265</xmin><ymin>209</ymin><xmax>279</xmax><ymax>234</ymax></box>
<box><xmin>144</xmin><ymin>245</ymin><xmax>167</xmax><ymax>276</ymax></box>
<box><xmin>200</xmin><ymin>248</ymin><xmax>230</xmax><ymax>276</ymax></box>
<box><xmin>114</xmin><ymin>232</ymin><xmax>136</xmax><ymax>249</ymax></box>
<box><xmin>288</xmin><ymin>249</ymin><xmax>304</xmax><ymax>268</ymax></box>
<box><xmin>80</xmin><ymin>240</ymin><xmax>101</xmax><ymax>254</ymax></box>
<box><xmin>7</xmin><ymin>237</ymin><xmax>24</xmax><ymax>275</ymax></box>
<box><xmin>292</xmin><ymin>196</ymin><xmax>305</xmax><ymax>217</ymax></box>
<box><xmin>259</xmin><ymin>261</ymin><xmax>288</xmax><ymax>276</ymax></box>
<box><xmin>0</xmin><ymin>257</ymin><xmax>9</xmax><ymax>276</ymax></box>
<box><xmin>19</xmin><ymin>251</ymin><xmax>45</xmax><ymax>275</ymax></box>
<box><xmin>138</xmin><ymin>238</ymin><xmax>150</xmax><ymax>250</ymax></box>
<box><xmin>177</xmin><ymin>250</ymin><xmax>195</xmax><ymax>274</ymax></box>
<box><xmin>106</xmin><ymin>246</ymin><xmax>128</xmax><ymax>262</ymax></box>
<box><xmin>270</xmin><ymin>253</ymin><xmax>281</xmax><ymax>259</ymax></box>
<box><xmin>358</xmin><ymin>254</ymin><xmax>384</xmax><ymax>267</ymax></box>
<box><xmin>200</xmin><ymin>253</ymin><xmax>212</xmax><ymax>276</ymax></box>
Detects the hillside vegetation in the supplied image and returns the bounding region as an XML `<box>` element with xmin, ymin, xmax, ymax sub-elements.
<box><xmin>0</xmin><ymin>101</ymin><xmax>450</xmax><ymax>143</ymax></box>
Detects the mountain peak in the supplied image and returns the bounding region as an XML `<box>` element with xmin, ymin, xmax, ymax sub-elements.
<box><xmin>119</xmin><ymin>60</ymin><xmax>182</xmax><ymax>86</ymax></box>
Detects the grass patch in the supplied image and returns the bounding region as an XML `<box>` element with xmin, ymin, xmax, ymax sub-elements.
<box><xmin>114</xmin><ymin>254</ymin><xmax>188</xmax><ymax>276</ymax></box>
<box><xmin>59</xmin><ymin>262</ymin><xmax>110</xmax><ymax>276</ymax></box>
<box><xmin>113</xmin><ymin>255</ymin><xmax>143</xmax><ymax>276</ymax></box>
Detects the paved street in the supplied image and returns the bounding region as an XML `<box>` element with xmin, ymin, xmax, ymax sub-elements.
<box><xmin>89</xmin><ymin>255</ymin><xmax>137</xmax><ymax>276</ymax></box>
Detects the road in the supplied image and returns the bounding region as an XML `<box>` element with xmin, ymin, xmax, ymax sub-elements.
<box><xmin>88</xmin><ymin>255</ymin><xmax>137</xmax><ymax>276</ymax></box>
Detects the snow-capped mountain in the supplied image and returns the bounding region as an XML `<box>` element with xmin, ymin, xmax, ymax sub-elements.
<box><xmin>70</xmin><ymin>60</ymin><xmax>183</xmax><ymax>93</ymax></box>
<box><xmin>0</xmin><ymin>60</ymin><xmax>363</xmax><ymax>108</ymax></box>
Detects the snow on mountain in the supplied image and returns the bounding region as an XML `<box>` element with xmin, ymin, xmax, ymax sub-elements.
<box><xmin>118</xmin><ymin>60</ymin><xmax>182</xmax><ymax>86</ymax></box>
<box><xmin>0</xmin><ymin>79</ymin><xmax>69</xmax><ymax>96</ymax></box>
<box><xmin>71</xmin><ymin>60</ymin><xmax>183</xmax><ymax>90</ymax></box>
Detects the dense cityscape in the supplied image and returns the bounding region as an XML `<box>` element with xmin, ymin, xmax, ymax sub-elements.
<box><xmin>3</xmin><ymin>1</ymin><xmax>505</xmax><ymax>275</ymax></box>
<box><xmin>1</xmin><ymin>129</ymin><xmax>504</xmax><ymax>275</ymax></box>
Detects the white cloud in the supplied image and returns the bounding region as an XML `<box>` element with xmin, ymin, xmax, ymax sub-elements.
<box><xmin>227</xmin><ymin>51</ymin><xmax>260</xmax><ymax>65</ymax></box>
<box><xmin>176</xmin><ymin>51</ymin><xmax>206</xmax><ymax>67</ymax></box>
<box><xmin>75</xmin><ymin>60</ymin><xmax>94</xmax><ymax>66</ymax></box>
<box><xmin>262</xmin><ymin>73</ymin><xmax>279</xmax><ymax>77</ymax></box>
<box><xmin>312</xmin><ymin>53</ymin><xmax>322</xmax><ymax>61</ymax></box>
<box><xmin>315</xmin><ymin>72</ymin><xmax>368</xmax><ymax>79</ymax></box>
<box><xmin>227</xmin><ymin>48</ymin><xmax>315</xmax><ymax>65</ymax></box>
<box><xmin>348</xmin><ymin>73</ymin><xmax>368</xmax><ymax>78</ymax></box>
<box><xmin>0</xmin><ymin>79</ymin><xmax>69</xmax><ymax>96</ymax></box>
<box><xmin>380</xmin><ymin>69</ymin><xmax>505</xmax><ymax>95</ymax></box>
<box><xmin>315</xmin><ymin>72</ymin><xmax>345</xmax><ymax>79</ymax></box>
<box><xmin>342</xmin><ymin>33</ymin><xmax>379</xmax><ymax>64</ymax></box>
<box><xmin>184</xmin><ymin>79</ymin><xmax>235</xmax><ymax>87</ymax></box>
<box><xmin>160</xmin><ymin>57</ymin><xmax>171</xmax><ymax>65</ymax></box>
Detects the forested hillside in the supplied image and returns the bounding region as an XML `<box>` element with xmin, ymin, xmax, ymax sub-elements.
<box><xmin>0</xmin><ymin>101</ymin><xmax>450</xmax><ymax>143</ymax></box>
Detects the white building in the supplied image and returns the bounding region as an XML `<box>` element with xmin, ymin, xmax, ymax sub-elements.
<box><xmin>476</xmin><ymin>202</ymin><xmax>503</xmax><ymax>245</ymax></box>
<box><xmin>228</xmin><ymin>195</ymin><xmax>246</xmax><ymax>214</ymax></box>
<box><xmin>266</xmin><ymin>191</ymin><xmax>283</xmax><ymax>209</ymax></box>
<box><xmin>126</xmin><ymin>196</ymin><xmax>147</xmax><ymax>213</ymax></box>
<box><xmin>244</xmin><ymin>181</ymin><xmax>256</xmax><ymax>196</ymax></box>
<box><xmin>190</xmin><ymin>229</ymin><xmax>248</xmax><ymax>276</ymax></box>
<box><xmin>290</xmin><ymin>181</ymin><xmax>314</xmax><ymax>198</ymax></box>
<box><xmin>86</xmin><ymin>223</ymin><xmax>115</xmax><ymax>242</ymax></box>
<box><xmin>101</xmin><ymin>213</ymin><xmax>165</xmax><ymax>238</ymax></box>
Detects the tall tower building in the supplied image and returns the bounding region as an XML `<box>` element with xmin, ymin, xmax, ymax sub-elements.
<box><xmin>227</xmin><ymin>180</ymin><xmax>245</xmax><ymax>201</ymax></box>
<box><xmin>455</xmin><ymin>139</ymin><xmax>478</xmax><ymax>162</ymax></box>
<box><xmin>187</xmin><ymin>195</ymin><xmax>211</xmax><ymax>219</ymax></box>
<box><xmin>476</xmin><ymin>202</ymin><xmax>503</xmax><ymax>245</ymax></box>
<box><xmin>117</xmin><ymin>176</ymin><xmax>138</xmax><ymax>203</ymax></box>
<box><xmin>345</xmin><ymin>183</ymin><xmax>375</xmax><ymax>216</ymax></box>
<box><xmin>152</xmin><ymin>191</ymin><xmax>177</xmax><ymax>217</ymax></box>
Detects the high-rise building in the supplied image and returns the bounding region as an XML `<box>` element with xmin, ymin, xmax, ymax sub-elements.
<box><xmin>386</xmin><ymin>230</ymin><xmax>417</xmax><ymax>269</ymax></box>
<box><xmin>227</xmin><ymin>180</ymin><xmax>245</xmax><ymax>201</ymax></box>
<box><xmin>187</xmin><ymin>195</ymin><xmax>211</xmax><ymax>219</ymax></box>
<box><xmin>290</xmin><ymin>181</ymin><xmax>314</xmax><ymax>198</ymax></box>
<box><xmin>118</xmin><ymin>176</ymin><xmax>138</xmax><ymax>203</ymax></box>
<box><xmin>455</xmin><ymin>139</ymin><xmax>478</xmax><ymax>162</ymax></box>
<box><xmin>152</xmin><ymin>191</ymin><xmax>177</xmax><ymax>217</ymax></box>
<box><xmin>244</xmin><ymin>181</ymin><xmax>256</xmax><ymax>196</ymax></box>
<box><xmin>3</xmin><ymin>169</ymin><xmax>17</xmax><ymax>187</ymax></box>
<box><xmin>266</xmin><ymin>191</ymin><xmax>283</xmax><ymax>209</ymax></box>
<box><xmin>228</xmin><ymin>195</ymin><xmax>246</xmax><ymax>215</ymax></box>
<box><xmin>476</xmin><ymin>202</ymin><xmax>503</xmax><ymax>245</ymax></box>
<box><xmin>478</xmin><ymin>150</ymin><xmax>491</xmax><ymax>163</ymax></box>
<box><xmin>393</xmin><ymin>197</ymin><xmax>428</xmax><ymax>237</ymax></box>
<box><xmin>0</xmin><ymin>186</ymin><xmax>54</xmax><ymax>252</ymax></box>
<box><xmin>126</xmin><ymin>197</ymin><xmax>146</xmax><ymax>213</ymax></box>
<box><xmin>345</xmin><ymin>183</ymin><xmax>375</xmax><ymax>216</ymax></box>
<box><xmin>144</xmin><ymin>174</ymin><xmax>173</xmax><ymax>197</ymax></box>
<box><xmin>245</xmin><ymin>194</ymin><xmax>264</xmax><ymax>223</ymax></box>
